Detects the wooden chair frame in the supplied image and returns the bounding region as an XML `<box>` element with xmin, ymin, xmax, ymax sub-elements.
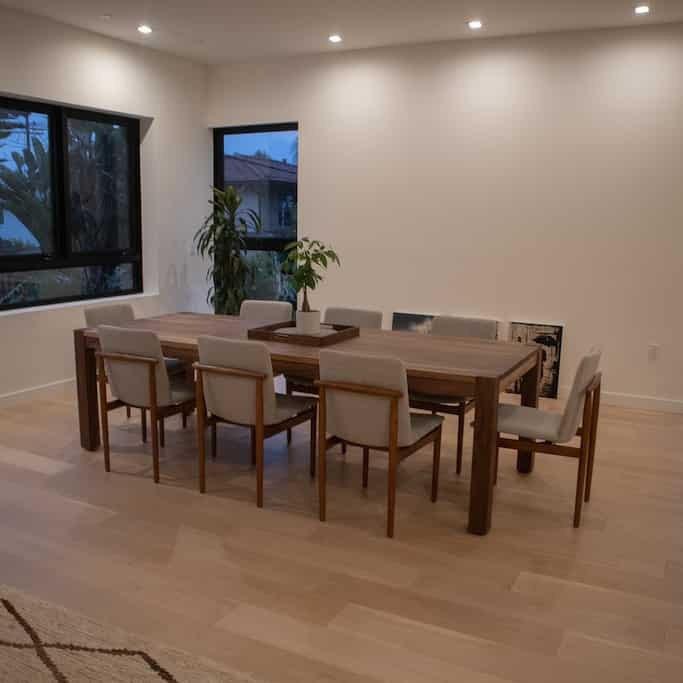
<box><xmin>496</xmin><ymin>372</ymin><xmax>602</xmax><ymax>527</ymax></box>
<box><xmin>96</xmin><ymin>352</ymin><xmax>195</xmax><ymax>484</ymax></box>
<box><xmin>316</xmin><ymin>379</ymin><xmax>442</xmax><ymax>538</ymax></box>
<box><xmin>194</xmin><ymin>362</ymin><xmax>317</xmax><ymax>507</ymax></box>
<box><xmin>409</xmin><ymin>395</ymin><xmax>474</xmax><ymax>475</ymax></box>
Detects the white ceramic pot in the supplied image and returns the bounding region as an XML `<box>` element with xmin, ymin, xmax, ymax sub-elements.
<box><xmin>297</xmin><ymin>310</ymin><xmax>321</xmax><ymax>334</ymax></box>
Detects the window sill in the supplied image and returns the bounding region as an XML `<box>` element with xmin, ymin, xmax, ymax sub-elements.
<box><xmin>0</xmin><ymin>291</ymin><xmax>160</xmax><ymax>318</ymax></box>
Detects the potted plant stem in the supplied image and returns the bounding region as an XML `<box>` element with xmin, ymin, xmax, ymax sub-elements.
<box><xmin>193</xmin><ymin>186</ymin><xmax>261</xmax><ymax>315</ymax></box>
<box><xmin>284</xmin><ymin>237</ymin><xmax>340</xmax><ymax>333</ymax></box>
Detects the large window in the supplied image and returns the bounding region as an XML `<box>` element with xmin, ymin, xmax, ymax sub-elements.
<box><xmin>213</xmin><ymin>123</ymin><xmax>298</xmax><ymax>305</ymax></box>
<box><xmin>0</xmin><ymin>97</ymin><xmax>141</xmax><ymax>311</ymax></box>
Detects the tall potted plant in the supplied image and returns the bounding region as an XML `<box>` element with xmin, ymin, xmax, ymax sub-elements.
<box><xmin>194</xmin><ymin>185</ymin><xmax>261</xmax><ymax>315</ymax></box>
<box><xmin>284</xmin><ymin>237</ymin><xmax>340</xmax><ymax>333</ymax></box>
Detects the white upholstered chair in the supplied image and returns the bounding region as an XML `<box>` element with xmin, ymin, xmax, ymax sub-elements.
<box><xmin>85</xmin><ymin>303</ymin><xmax>187</xmax><ymax>423</ymax></box>
<box><xmin>285</xmin><ymin>306</ymin><xmax>384</xmax><ymax>448</ymax></box>
<box><xmin>497</xmin><ymin>350</ymin><xmax>602</xmax><ymax>527</ymax></box>
<box><xmin>194</xmin><ymin>337</ymin><xmax>317</xmax><ymax>507</ymax></box>
<box><xmin>239</xmin><ymin>299</ymin><xmax>292</xmax><ymax>322</ymax></box>
<box><xmin>409</xmin><ymin>315</ymin><xmax>498</xmax><ymax>475</ymax></box>
<box><xmin>317</xmin><ymin>350</ymin><xmax>443</xmax><ymax>538</ymax></box>
<box><xmin>96</xmin><ymin>326</ymin><xmax>196</xmax><ymax>483</ymax></box>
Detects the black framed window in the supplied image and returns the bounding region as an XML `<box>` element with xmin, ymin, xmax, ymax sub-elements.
<box><xmin>0</xmin><ymin>96</ymin><xmax>142</xmax><ymax>311</ymax></box>
<box><xmin>213</xmin><ymin>123</ymin><xmax>297</xmax><ymax>305</ymax></box>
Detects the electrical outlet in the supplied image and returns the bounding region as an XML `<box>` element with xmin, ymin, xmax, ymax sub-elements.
<box><xmin>648</xmin><ymin>344</ymin><xmax>660</xmax><ymax>361</ymax></box>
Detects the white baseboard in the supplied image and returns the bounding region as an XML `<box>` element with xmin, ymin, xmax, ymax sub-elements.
<box><xmin>559</xmin><ymin>384</ymin><xmax>683</xmax><ymax>414</ymax></box>
<box><xmin>0</xmin><ymin>377</ymin><xmax>75</xmax><ymax>405</ymax></box>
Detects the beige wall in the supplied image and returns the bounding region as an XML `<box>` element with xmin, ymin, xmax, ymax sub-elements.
<box><xmin>208</xmin><ymin>23</ymin><xmax>683</xmax><ymax>411</ymax></box>
<box><xmin>0</xmin><ymin>8</ymin><xmax>211</xmax><ymax>398</ymax></box>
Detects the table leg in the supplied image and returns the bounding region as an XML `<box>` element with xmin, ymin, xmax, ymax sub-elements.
<box><xmin>74</xmin><ymin>329</ymin><xmax>100</xmax><ymax>451</ymax></box>
<box><xmin>468</xmin><ymin>376</ymin><xmax>499</xmax><ymax>535</ymax></box>
<box><xmin>517</xmin><ymin>348</ymin><xmax>542</xmax><ymax>474</ymax></box>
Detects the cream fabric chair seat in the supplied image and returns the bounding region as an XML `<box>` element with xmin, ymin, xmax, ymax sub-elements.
<box><xmin>497</xmin><ymin>404</ymin><xmax>563</xmax><ymax>442</ymax></box>
<box><xmin>409</xmin><ymin>413</ymin><xmax>445</xmax><ymax>442</ymax></box>
<box><xmin>270</xmin><ymin>394</ymin><xmax>318</xmax><ymax>425</ymax></box>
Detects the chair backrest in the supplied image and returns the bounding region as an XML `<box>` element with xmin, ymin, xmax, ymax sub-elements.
<box><xmin>98</xmin><ymin>326</ymin><xmax>171</xmax><ymax>407</ymax></box>
<box><xmin>198</xmin><ymin>336</ymin><xmax>277</xmax><ymax>426</ymax></box>
<box><xmin>319</xmin><ymin>350</ymin><xmax>413</xmax><ymax>448</ymax></box>
<box><xmin>431</xmin><ymin>315</ymin><xmax>497</xmax><ymax>340</ymax></box>
<box><xmin>557</xmin><ymin>350</ymin><xmax>602</xmax><ymax>442</ymax></box>
<box><xmin>239</xmin><ymin>299</ymin><xmax>292</xmax><ymax>323</ymax></box>
<box><xmin>324</xmin><ymin>307</ymin><xmax>383</xmax><ymax>329</ymax></box>
<box><xmin>85</xmin><ymin>303</ymin><xmax>135</xmax><ymax>328</ymax></box>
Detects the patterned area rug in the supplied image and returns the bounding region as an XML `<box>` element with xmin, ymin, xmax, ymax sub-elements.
<box><xmin>0</xmin><ymin>585</ymin><xmax>261</xmax><ymax>682</ymax></box>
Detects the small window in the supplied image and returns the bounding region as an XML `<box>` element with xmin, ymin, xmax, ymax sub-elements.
<box><xmin>0</xmin><ymin>97</ymin><xmax>142</xmax><ymax>311</ymax></box>
<box><xmin>214</xmin><ymin>123</ymin><xmax>298</xmax><ymax>305</ymax></box>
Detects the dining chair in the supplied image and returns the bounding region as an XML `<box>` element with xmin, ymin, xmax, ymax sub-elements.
<box><xmin>194</xmin><ymin>336</ymin><xmax>317</xmax><ymax>507</ymax></box>
<box><xmin>96</xmin><ymin>326</ymin><xmax>196</xmax><ymax>483</ymax></box>
<box><xmin>285</xmin><ymin>306</ymin><xmax>383</xmax><ymax>449</ymax></box>
<box><xmin>239</xmin><ymin>299</ymin><xmax>293</xmax><ymax>322</ymax></box>
<box><xmin>409</xmin><ymin>315</ymin><xmax>498</xmax><ymax>475</ymax></box>
<box><xmin>85</xmin><ymin>303</ymin><xmax>187</xmax><ymax>425</ymax></box>
<box><xmin>317</xmin><ymin>350</ymin><xmax>443</xmax><ymax>538</ymax></box>
<box><xmin>496</xmin><ymin>350</ymin><xmax>602</xmax><ymax>527</ymax></box>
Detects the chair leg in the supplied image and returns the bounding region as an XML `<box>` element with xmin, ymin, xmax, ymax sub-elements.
<box><xmin>574</xmin><ymin>448</ymin><xmax>588</xmax><ymax>528</ymax></box>
<box><xmin>342</xmin><ymin>442</ymin><xmax>347</xmax><ymax>455</ymax></box>
<box><xmin>255</xmin><ymin>429</ymin><xmax>264</xmax><ymax>508</ymax></box>
<box><xmin>97</xmin><ymin>375</ymin><xmax>110</xmax><ymax>473</ymax></box>
<box><xmin>494</xmin><ymin>434</ymin><xmax>499</xmax><ymax>486</ymax></box>
<box><xmin>159</xmin><ymin>417</ymin><xmax>165</xmax><ymax>448</ymax></box>
<box><xmin>431</xmin><ymin>427</ymin><xmax>442</xmax><ymax>503</ymax></box>
<box><xmin>456</xmin><ymin>404</ymin><xmax>465</xmax><ymax>475</ymax></box>
<box><xmin>141</xmin><ymin>408</ymin><xmax>147</xmax><ymax>443</ymax></box>
<box><xmin>182</xmin><ymin>410</ymin><xmax>188</xmax><ymax>429</ymax></box>
<box><xmin>387</xmin><ymin>448</ymin><xmax>398</xmax><ymax>538</ymax></box>
<box><xmin>286</xmin><ymin>380</ymin><xmax>293</xmax><ymax>445</ymax></box>
<box><xmin>150</xmin><ymin>409</ymin><xmax>160</xmax><ymax>484</ymax></box>
<box><xmin>318</xmin><ymin>389</ymin><xmax>327</xmax><ymax>522</ymax></box>
<box><xmin>362</xmin><ymin>447</ymin><xmax>369</xmax><ymax>488</ymax></box>
<box><xmin>126</xmin><ymin>405</ymin><xmax>131</xmax><ymax>419</ymax></box>
<box><xmin>197</xmin><ymin>406</ymin><xmax>206</xmax><ymax>494</ymax></box>
<box><xmin>309</xmin><ymin>408</ymin><xmax>317</xmax><ymax>478</ymax></box>
<box><xmin>211</xmin><ymin>422</ymin><xmax>217</xmax><ymax>460</ymax></box>
<box><xmin>585</xmin><ymin>387</ymin><xmax>601</xmax><ymax>502</ymax></box>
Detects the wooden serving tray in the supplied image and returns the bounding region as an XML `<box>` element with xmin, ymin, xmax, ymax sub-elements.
<box><xmin>247</xmin><ymin>321</ymin><xmax>360</xmax><ymax>347</ymax></box>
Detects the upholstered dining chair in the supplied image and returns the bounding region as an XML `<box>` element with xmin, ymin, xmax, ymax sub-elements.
<box><xmin>496</xmin><ymin>350</ymin><xmax>602</xmax><ymax>527</ymax></box>
<box><xmin>317</xmin><ymin>350</ymin><xmax>443</xmax><ymax>538</ymax></box>
<box><xmin>85</xmin><ymin>303</ymin><xmax>187</xmax><ymax>425</ymax></box>
<box><xmin>285</xmin><ymin>306</ymin><xmax>383</xmax><ymax>449</ymax></box>
<box><xmin>194</xmin><ymin>337</ymin><xmax>317</xmax><ymax>507</ymax></box>
<box><xmin>409</xmin><ymin>315</ymin><xmax>498</xmax><ymax>475</ymax></box>
<box><xmin>96</xmin><ymin>326</ymin><xmax>196</xmax><ymax>483</ymax></box>
<box><xmin>239</xmin><ymin>299</ymin><xmax>293</xmax><ymax>322</ymax></box>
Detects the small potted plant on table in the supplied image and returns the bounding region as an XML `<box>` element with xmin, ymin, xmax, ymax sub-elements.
<box><xmin>285</xmin><ymin>237</ymin><xmax>340</xmax><ymax>334</ymax></box>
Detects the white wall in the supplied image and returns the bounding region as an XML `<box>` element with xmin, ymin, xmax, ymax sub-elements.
<box><xmin>0</xmin><ymin>7</ymin><xmax>210</xmax><ymax>398</ymax></box>
<box><xmin>208</xmin><ymin>23</ymin><xmax>683</xmax><ymax>411</ymax></box>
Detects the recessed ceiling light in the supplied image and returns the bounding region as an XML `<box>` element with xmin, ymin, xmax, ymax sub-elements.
<box><xmin>468</xmin><ymin>19</ymin><xmax>483</xmax><ymax>30</ymax></box>
<box><xmin>328</xmin><ymin>34</ymin><xmax>343</xmax><ymax>43</ymax></box>
<box><xmin>634</xmin><ymin>4</ymin><xmax>650</xmax><ymax>14</ymax></box>
<box><xmin>99</xmin><ymin>14</ymin><xmax>112</xmax><ymax>21</ymax></box>
<box><xmin>137</xmin><ymin>24</ymin><xmax>153</xmax><ymax>34</ymax></box>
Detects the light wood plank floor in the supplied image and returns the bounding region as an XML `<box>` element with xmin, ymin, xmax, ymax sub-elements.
<box><xmin>0</xmin><ymin>383</ymin><xmax>681</xmax><ymax>682</ymax></box>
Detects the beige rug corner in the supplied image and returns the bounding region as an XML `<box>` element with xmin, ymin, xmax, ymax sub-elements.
<box><xmin>0</xmin><ymin>584</ymin><xmax>264</xmax><ymax>683</ymax></box>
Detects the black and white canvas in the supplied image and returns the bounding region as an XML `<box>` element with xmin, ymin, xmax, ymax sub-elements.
<box><xmin>508</xmin><ymin>322</ymin><xmax>563</xmax><ymax>399</ymax></box>
<box><xmin>391</xmin><ymin>312</ymin><xmax>435</xmax><ymax>334</ymax></box>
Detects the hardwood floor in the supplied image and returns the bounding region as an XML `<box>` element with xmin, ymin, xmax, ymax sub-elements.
<box><xmin>0</xmin><ymin>382</ymin><xmax>681</xmax><ymax>682</ymax></box>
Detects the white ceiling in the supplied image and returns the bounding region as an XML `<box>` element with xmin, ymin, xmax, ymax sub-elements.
<box><xmin>1</xmin><ymin>0</ymin><xmax>682</xmax><ymax>65</ymax></box>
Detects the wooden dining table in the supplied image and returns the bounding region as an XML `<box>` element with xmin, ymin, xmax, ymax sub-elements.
<box><xmin>74</xmin><ymin>312</ymin><xmax>542</xmax><ymax>535</ymax></box>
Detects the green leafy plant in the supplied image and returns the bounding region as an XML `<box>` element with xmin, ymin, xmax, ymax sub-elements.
<box><xmin>194</xmin><ymin>185</ymin><xmax>262</xmax><ymax>315</ymax></box>
<box><xmin>284</xmin><ymin>237</ymin><xmax>340</xmax><ymax>312</ymax></box>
